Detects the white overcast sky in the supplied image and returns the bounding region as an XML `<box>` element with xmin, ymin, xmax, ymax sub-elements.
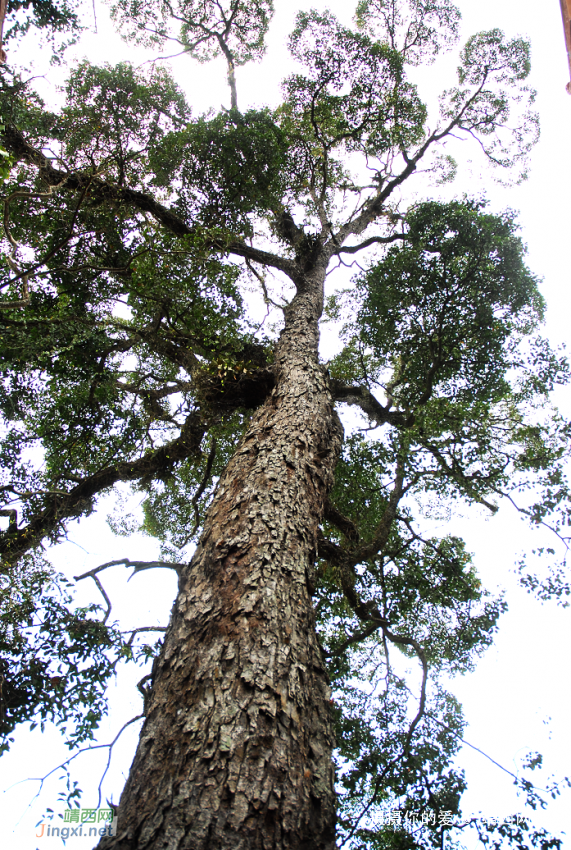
<box><xmin>1</xmin><ymin>1</ymin><xmax>570</xmax><ymax>848</ymax></box>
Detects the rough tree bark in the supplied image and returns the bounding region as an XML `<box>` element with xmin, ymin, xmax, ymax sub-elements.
<box><xmin>99</xmin><ymin>259</ymin><xmax>343</xmax><ymax>849</ymax></box>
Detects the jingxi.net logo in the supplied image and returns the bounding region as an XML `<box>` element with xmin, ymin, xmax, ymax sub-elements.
<box><xmin>35</xmin><ymin>807</ymin><xmax>117</xmax><ymax>840</ymax></box>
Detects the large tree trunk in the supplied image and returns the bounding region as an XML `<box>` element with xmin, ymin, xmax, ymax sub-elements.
<box><xmin>99</xmin><ymin>267</ymin><xmax>343</xmax><ymax>849</ymax></box>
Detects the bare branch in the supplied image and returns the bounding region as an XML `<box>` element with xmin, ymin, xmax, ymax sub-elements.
<box><xmin>126</xmin><ymin>626</ymin><xmax>168</xmax><ymax>643</ymax></box>
<box><xmin>497</xmin><ymin>490</ymin><xmax>571</xmax><ymax>548</ymax></box>
<box><xmin>74</xmin><ymin>558</ymin><xmax>185</xmax><ymax>584</ymax></box>
<box><xmin>245</xmin><ymin>258</ymin><xmax>286</xmax><ymax>311</ymax></box>
<box><xmin>16</xmin><ymin>715</ymin><xmax>144</xmax><ymax>813</ymax></box>
<box><xmin>323</xmin><ymin>498</ymin><xmax>359</xmax><ymax>543</ymax></box>
<box><xmin>95</xmin><ymin>715</ymin><xmax>144</xmax><ymax>809</ymax></box>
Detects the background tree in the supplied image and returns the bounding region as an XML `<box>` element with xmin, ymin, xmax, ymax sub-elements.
<box><xmin>0</xmin><ymin>0</ymin><xmax>82</xmax><ymax>62</ymax></box>
<box><xmin>0</xmin><ymin>1</ymin><xmax>569</xmax><ymax>848</ymax></box>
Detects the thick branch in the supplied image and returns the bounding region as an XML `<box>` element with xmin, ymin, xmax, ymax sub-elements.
<box><xmin>216</xmin><ymin>35</ymin><xmax>238</xmax><ymax>110</ymax></box>
<box><xmin>331</xmin><ymin>379</ymin><xmax>414</xmax><ymax>429</ymax></box>
<box><xmin>0</xmin><ymin>412</ymin><xmax>206</xmax><ymax>567</ymax></box>
<box><xmin>332</xmin><ymin>152</ymin><xmax>423</xmax><ymax>249</ymax></box>
<box><xmin>1</xmin><ymin>124</ymin><xmax>298</xmax><ymax>279</ymax></box>
<box><xmin>317</xmin><ymin>456</ymin><xmax>406</xmax><ymax>579</ymax></box>
<box><xmin>333</xmin><ymin>232</ymin><xmax>407</xmax><ymax>255</ymax></box>
<box><xmin>324</xmin><ymin>498</ymin><xmax>359</xmax><ymax>542</ymax></box>
<box><xmin>317</xmin><ymin>530</ymin><xmax>345</xmax><ymax>565</ymax></box>
<box><xmin>323</xmin><ymin>622</ymin><xmax>382</xmax><ymax>657</ymax></box>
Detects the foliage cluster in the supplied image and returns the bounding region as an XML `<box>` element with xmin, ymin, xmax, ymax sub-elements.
<box><xmin>0</xmin><ymin>552</ymin><xmax>125</xmax><ymax>753</ymax></box>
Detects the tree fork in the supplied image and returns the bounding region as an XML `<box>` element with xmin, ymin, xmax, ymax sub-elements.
<box><xmin>98</xmin><ymin>267</ymin><xmax>343</xmax><ymax>850</ymax></box>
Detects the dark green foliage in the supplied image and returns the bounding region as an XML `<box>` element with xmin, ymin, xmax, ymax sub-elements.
<box><xmin>5</xmin><ymin>0</ymin><xmax>79</xmax><ymax>35</ymax></box>
<box><xmin>60</xmin><ymin>62</ymin><xmax>190</xmax><ymax>177</ymax></box>
<box><xmin>321</xmin><ymin>199</ymin><xmax>569</xmax><ymax>846</ymax></box>
<box><xmin>136</xmin><ymin>412</ymin><xmax>249</xmax><ymax>560</ymax></box>
<box><xmin>316</xmin><ymin>432</ymin><xmax>506</xmax><ymax>846</ymax></box>
<box><xmin>159</xmin><ymin>110</ymin><xmax>289</xmax><ymax>231</ymax></box>
<box><xmin>0</xmin><ymin>553</ymin><xmax>125</xmax><ymax>752</ymax></box>
<box><xmin>0</xmin><ymin>62</ymin><xmax>271</xmax><ymax>751</ymax></box>
<box><xmin>352</xmin><ymin>200</ymin><xmax>543</xmax><ymax>408</ymax></box>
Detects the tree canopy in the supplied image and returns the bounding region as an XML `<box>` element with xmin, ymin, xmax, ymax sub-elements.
<box><xmin>0</xmin><ymin>2</ymin><xmax>569</xmax><ymax>848</ymax></box>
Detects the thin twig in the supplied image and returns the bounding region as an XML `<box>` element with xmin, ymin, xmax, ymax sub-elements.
<box><xmin>245</xmin><ymin>258</ymin><xmax>286</xmax><ymax>310</ymax></box>
<box><xmin>95</xmin><ymin>715</ymin><xmax>144</xmax><ymax>808</ymax></box>
<box><xmin>11</xmin><ymin>715</ymin><xmax>144</xmax><ymax>815</ymax></box>
<box><xmin>125</xmin><ymin>626</ymin><xmax>167</xmax><ymax>643</ymax></box>
<box><xmin>74</xmin><ymin>559</ymin><xmax>185</xmax><ymax>621</ymax></box>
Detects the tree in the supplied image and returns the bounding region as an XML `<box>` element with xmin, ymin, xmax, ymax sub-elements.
<box><xmin>0</xmin><ymin>0</ymin><xmax>81</xmax><ymax>63</ymax></box>
<box><xmin>0</xmin><ymin>1</ymin><xmax>569</xmax><ymax>848</ymax></box>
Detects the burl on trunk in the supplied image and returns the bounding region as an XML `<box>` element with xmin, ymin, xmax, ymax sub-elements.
<box><xmin>99</xmin><ymin>278</ymin><xmax>343</xmax><ymax>849</ymax></box>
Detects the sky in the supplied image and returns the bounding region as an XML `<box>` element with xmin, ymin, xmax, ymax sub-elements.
<box><xmin>1</xmin><ymin>1</ymin><xmax>570</xmax><ymax>847</ymax></box>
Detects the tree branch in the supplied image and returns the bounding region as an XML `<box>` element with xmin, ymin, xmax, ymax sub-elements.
<box><xmin>331</xmin><ymin>78</ymin><xmax>493</xmax><ymax>254</ymax></box>
<box><xmin>323</xmin><ymin>622</ymin><xmax>382</xmax><ymax>657</ymax></box>
<box><xmin>74</xmin><ymin>558</ymin><xmax>184</xmax><ymax>585</ymax></box>
<box><xmin>331</xmin><ymin>379</ymin><xmax>414</xmax><ymax>429</ymax></box>
<box><xmin>19</xmin><ymin>714</ymin><xmax>144</xmax><ymax>813</ymax></box>
<box><xmin>352</xmin><ymin>454</ymin><xmax>406</xmax><ymax>565</ymax></box>
<box><xmin>419</xmin><ymin>437</ymin><xmax>499</xmax><ymax>514</ymax></box>
<box><xmin>333</xmin><ymin>232</ymin><xmax>407</xmax><ymax>255</ymax></box>
<box><xmin>1</xmin><ymin>124</ymin><xmax>298</xmax><ymax>278</ymax></box>
<box><xmin>189</xmin><ymin>437</ymin><xmax>217</xmax><ymax>538</ymax></box>
<box><xmin>324</xmin><ymin>498</ymin><xmax>359</xmax><ymax>542</ymax></box>
<box><xmin>0</xmin><ymin>412</ymin><xmax>206</xmax><ymax>567</ymax></box>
